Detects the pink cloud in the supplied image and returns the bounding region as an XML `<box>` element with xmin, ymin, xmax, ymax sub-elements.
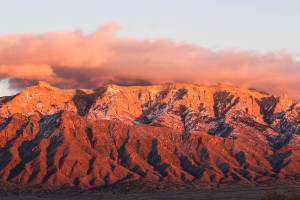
<box><xmin>0</xmin><ymin>22</ymin><xmax>299</xmax><ymax>101</ymax></box>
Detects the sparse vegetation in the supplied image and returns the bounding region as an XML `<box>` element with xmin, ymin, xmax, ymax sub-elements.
<box><xmin>260</xmin><ymin>190</ymin><xmax>300</xmax><ymax>200</ymax></box>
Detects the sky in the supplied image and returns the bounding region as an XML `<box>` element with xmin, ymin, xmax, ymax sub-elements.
<box><xmin>0</xmin><ymin>0</ymin><xmax>299</xmax><ymax>100</ymax></box>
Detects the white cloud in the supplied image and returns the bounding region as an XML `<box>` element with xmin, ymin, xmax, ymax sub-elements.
<box><xmin>0</xmin><ymin>79</ymin><xmax>17</xmax><ymax>97</ymax></box>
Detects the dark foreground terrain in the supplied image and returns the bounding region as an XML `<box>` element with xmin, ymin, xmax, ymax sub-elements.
<box><xmin>1</xmin><ymin>184</ymin><xmax>300</xmax><ymax>200</ymax></box>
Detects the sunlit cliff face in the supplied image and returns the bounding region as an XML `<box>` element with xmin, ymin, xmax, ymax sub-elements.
<box><xmin>0</xmin><ymin>22</ymin><xmax>299</xmax><ymax>101</ymax></box>
<box><xmin>0</xmin><ymin>82</ymin><xmax>299</xmax><ymax>189</ymax></box>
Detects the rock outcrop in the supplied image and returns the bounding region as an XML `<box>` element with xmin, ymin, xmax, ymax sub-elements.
<box><xmin>0</xmin><ymin>82</ymin><xmax>299</xmax><ymax>190</ymax></box>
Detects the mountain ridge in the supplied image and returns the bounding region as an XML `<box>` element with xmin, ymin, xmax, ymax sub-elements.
<box><xmin>0</xmin><ymin>81</ymin><xmax>299</xmax><ymax>190</ymax></box>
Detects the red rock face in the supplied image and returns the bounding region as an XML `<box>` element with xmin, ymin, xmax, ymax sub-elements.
<box><xmin>0</xmin><ymin>81</ymin><xmax>299</xmax><ymax>190</ymax></box>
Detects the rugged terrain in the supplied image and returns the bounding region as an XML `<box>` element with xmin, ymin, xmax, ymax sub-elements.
<box><xmin>0</xmin><ymin>81</ymin><xmax>299</xmax><ymax>190</ymax></box>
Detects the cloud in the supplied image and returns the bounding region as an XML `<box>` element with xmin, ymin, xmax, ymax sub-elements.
<box><xmin>0</xmin><ymin>22</ymin><xmax>299</xmax><ymax>101</ymax></box>
<box><xmin>0</xmin><ymin>79</ymin><xmax>17</xmax><ymax>96</ymax></box>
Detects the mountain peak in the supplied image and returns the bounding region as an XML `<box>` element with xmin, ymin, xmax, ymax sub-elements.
<box><xmin>35</xmin><ymin>81</ymin><xmax>58</xmax><ymax>90</ymax></box>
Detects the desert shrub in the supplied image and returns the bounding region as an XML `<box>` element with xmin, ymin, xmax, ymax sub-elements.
<box><xmin>260</xmin><ymin>190</ymin><xmax>300</xmax><ymax>200</ymax></box>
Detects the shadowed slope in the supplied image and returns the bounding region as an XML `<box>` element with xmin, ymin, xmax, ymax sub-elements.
<box><xmin>0</xmin><ymin>82</ymin><xmax>298</xmax><ymax>190</ymax></box>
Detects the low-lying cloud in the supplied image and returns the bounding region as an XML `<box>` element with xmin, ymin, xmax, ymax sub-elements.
<box><xmin>0</xmin><ymin>22</ymin><xmax>299</xmax><ymax>101</ymax></box>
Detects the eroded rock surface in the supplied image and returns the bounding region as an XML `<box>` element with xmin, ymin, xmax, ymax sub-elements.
<box><xmin>0</xmin><ymin>82</ymin><xmax>299</xmax><ymax>190</ymax></box>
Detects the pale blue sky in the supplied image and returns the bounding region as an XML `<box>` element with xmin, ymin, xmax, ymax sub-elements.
<box><xmin>0</xmin><ymin>0</ymin><xmax>299</xmax><ymax>54</ymax></box>
<box><xmin>0</xmin><ymin>0</ymin><xmax>300</xmax><ymax>97</ymax></box>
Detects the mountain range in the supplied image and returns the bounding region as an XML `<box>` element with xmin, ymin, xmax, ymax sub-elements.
<box><xmin>0</xmin><ymin>81</ymin><xmax>299</xmax><ymax>191</ymax></box>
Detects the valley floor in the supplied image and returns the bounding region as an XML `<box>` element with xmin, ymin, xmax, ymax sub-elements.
<box><xmin>1</xmin><ymin>184</ymin><xmax>300</xmax><ymax>200</ymax></box>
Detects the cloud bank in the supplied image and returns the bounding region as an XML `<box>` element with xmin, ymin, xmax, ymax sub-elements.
<box><xmin>0</xmin><ymin>22</ymin><xmax>299</xmax><ymax>101</ymax></box>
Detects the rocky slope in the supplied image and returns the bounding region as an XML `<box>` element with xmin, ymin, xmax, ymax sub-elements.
<box><xmin>0</xmin><ymin>81</ymin><xmax>299</xmax><ymax>190</ymax></box>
